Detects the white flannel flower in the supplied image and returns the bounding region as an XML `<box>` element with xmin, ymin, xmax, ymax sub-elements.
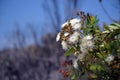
<box><xmin>105</xmin><ymin>54</ymin><xmax>114</xmax><ymax>63</ymax></box>
<box><xmin>80</xmin><ymin>35</ymin><xmax>94</xmax><ymax>54</ymax></box>
<box><xmin>82</xmin><ymin>35</ymin><xmax>94</xmax><ymax>48</ymax></box>
<box><xmin>56</xmin><ymin>32</ymin><xmax>61</xmax><ymax>42</ymax></box>
<box><xmin>61</xmin><ymin>41</ymin><xmax>68</xmax><ymax>50</ymax></box>
<box><xmin>80</xmin><ymin>40</ymin><xmax>94</xmax><ymax>53</ymax></box>
<box><xmin>70</xmin><ymin>18</ymin><xmax>81</xmax><ymax>30</ymax></box>
<box><xmin>73</xmin><ymin>60</ymin><xmax>78</xmax><ymax>69</ymax></box>
<box><xmin>68</xmin><ymin>31</ymin><xmax>80</xmax><ymax>44</ymax></box>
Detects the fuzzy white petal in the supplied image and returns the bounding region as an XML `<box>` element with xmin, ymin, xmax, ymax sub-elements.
<box><xmin>61</xmin><ymin>41</ymin><xmax>68</xmax><ymax>50</ymax></box>
<box><xmin>73</xmin><ymin>60</ymin><xmax>78</xmax><ymax>69</ymax></box>
<box><xmin>61</xmin><ymin>22</ymin><xmax>68</xmax><ymax>28</ymax></box>
<box><xmin>56</xmin><ymin>32</ymin><xmax>61</xmax><ymax>42</ymax></box>
<box><xmin>64</xmin><ymin>32</ymin><xmax>69</xmax><ymax>37</ymax></box>
<box><xmin>70</xmin><ymin>18</ymin><xmax>81</xmax><ymax>30</ymax></box>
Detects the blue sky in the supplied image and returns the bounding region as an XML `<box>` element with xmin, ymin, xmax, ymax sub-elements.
<box><xmin>0</xmin><ymin>0</ymin><xmax>120</xmax><ymax>49</ymax></box>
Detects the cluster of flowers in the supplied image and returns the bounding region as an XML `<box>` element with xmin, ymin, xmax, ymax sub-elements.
<box><xmin>56</xmin><ymin>18</ymin><xmax>96</xmax><ymax>67</ymax></box>
<box><xmin>56</xmin><ymin>18</ymin><xmax>81</xmax><ymax>49</ymax></box>
<box><xmin>56</xmin><ymin>12</ymin><xmax>120</xmax><ymax>79</ymax></box>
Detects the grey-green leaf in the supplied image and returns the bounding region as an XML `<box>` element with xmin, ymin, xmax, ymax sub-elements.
<box><xmin>64</xmin><ymin>48</ymin><xmax>75</xmax><ymax>56</ymax></box>
<box><xmin>71</xmin><ymin>74</ymin><xmax>76</xmax><ymax>80</ymax></box>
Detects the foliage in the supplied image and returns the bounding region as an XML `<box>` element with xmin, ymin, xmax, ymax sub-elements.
<box><xmin>56</xmin><ymin>11</ymin><xmax>120</xmax><ymax>80</ymax></box>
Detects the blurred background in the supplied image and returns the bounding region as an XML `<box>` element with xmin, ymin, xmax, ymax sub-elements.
<box><xmin>0</xmin><ymin>0</ymin><xmax>120</xmax><ymax>80</ymax></box>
